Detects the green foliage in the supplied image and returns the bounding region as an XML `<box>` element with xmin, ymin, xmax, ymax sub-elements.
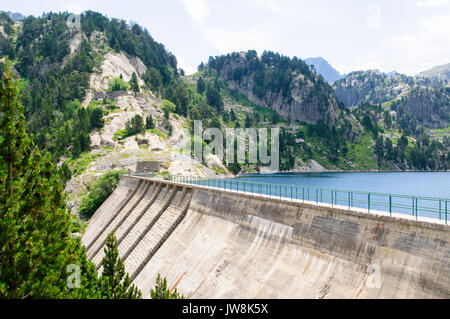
<box><xmin>228</xmin><ymin>162</ymin><xmax>241</xmax><ymax>175</ymax></box>
<box><xmin>99</xmin><ymin>232</ymin><xmax>142</xmax><ymax>299</ymax></box>
<box><xmin>0</xmin><ymin>62</ymin><xmax>100</xmax><ymax>298</ymax></box>
<box><xmin>78</xmin><ymin>170</ymin><xmax>125</xmax><ymax>219</ymax></box>
<box><xmin>245</xmin><ymin>114</ymin><xmax>252</xmax><ymax>128</ymax></box>
<box><xmin>69</xmin><ymin>216</ymin><xmax>87</xmax><ymax>234</ymax></box>
<box><xmin>147</xmin><ymin>128</ymin><xmax>167</xmax><ymax>140</ymax></box>
<box><xmin>108</xmin><ymin>77</ymin><xmax>129</xmax><ymax>92</ymax></box>
<box><xmin>150</xmin><ymin>274</ymin><xmax>184</xmax><ymax>299</ymax></box>
<box><xmin>206</xmin><ymin>82</ymin><xmax>223</xmax><ymax>112</ymax></box>
<box><xmin>209</xmin><ymin>116</ymin><xmax>221</xmax><ymax>130</ymax></box>
<box><xmin>114</xmin><ymin>129</ymin><xmax>128</xmax><ymax>141</ymax></box>
<box><xmin>2</xmin><ymin>11</ymin><xmax>179</xmax><ymax>159</ymax></box>
<box><xmin>65</xmin><ymin>151</ymin><xmax>106</xmax><ymax>176</ymax></box>
<box><xmin>207</xmin><ymin>50</ymin><xmax>329</xmax><ymax>103</ymax></box>
<box><xmin>59</xmin><ymin>161</ymin><xmax>72</xmax><ymax>185</ymax></box>
<box><xmin>89</xmin><ymin>107</ymin><xmax>105</xmax><ymax>129</ymax></box>
<box><xmin>129</xmin><ymin>72</ymin><xmax>140</xmax><ymax>93</ymax></box>
<box><xmin>350</xmin><ymin>103</ymin><xmax>449</xmax><ymax>170</ymax></box>
<box><xmin>160</xmin><ymin>99</ymin><xmax>176</xmax><ymax>114</ymax></box>
<box><xmin>146</xmin><ymin>115</ymin><xmax>155</xmax><ymax>129</ymax></box>
<box><xmin>197</xmin><ymin>76</ymin><xmax>206</xmax><ymax>94</ymax></box>
<box><xmin>143</xmin><ymin>67</ymin><xmax>163</xmax><ymax>92</ymax></box>
<box><xmin>125</xmin><ymin>114</ymin><xmax>145</xmax><ymax>136</ymax></box>
<box><xmin>159</xmin><ymin>99</ymin><xmax>176</xmax><ymax>121</ymax></box>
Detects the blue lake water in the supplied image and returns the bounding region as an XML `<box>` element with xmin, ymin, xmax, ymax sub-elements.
<box><xmin>235</xmin><ymin>172</ymin><xmax>450</xmax><ymax>199</ymax></box>
<box><xmin>189</xmin><ymin>172</ymin><xmax>450</xmax><ymax>221</ymax></box>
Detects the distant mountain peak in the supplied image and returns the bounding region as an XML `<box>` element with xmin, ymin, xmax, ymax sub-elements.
<box><xmin>1</xmin><ymin>11</ymin><xmax>26</xmax><ymax>21</ymax></box>
<box><xmin>304</xmin><ymin>57</ymin><xmax>343</xmax><ymax>84</ymax></box>
<box><xmin>384</xmin><ymin>71</ymin><xmax>398</xmax><ymax>77</ymax></box>
<box><xmin>418</xmin><ymin>63</ymin><xmax>450</xmax><ymax>82</ymax></box>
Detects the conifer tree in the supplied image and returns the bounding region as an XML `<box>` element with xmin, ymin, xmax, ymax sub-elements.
<box><xmin>197</xmin><ymin>76</ymin><xmax>206</xmax><ymax>94</ymax></box>
<box><xmin>245</xmin><ymin>114</ymin><xmax>252</xmax><ymax>128</ymax></box>
<box><xmin>126</xmin><ymin>114</ymin><xmax>145</xmax><ymax>136</ymax></box>
<box><xmin>150</xmin><ymin>274</ymin><xmax>184</xmax><ymax>299</ymax></box>
<box><xmin>146</xmin><ymin>115</ymin><xmax>155</xmax><ymax>129</ymax></box>
<box><xmin>0</xmin><ymin>61</ymin><xmax>99</xmax><ymax>298</ymax></box>
<box><xmin>129</xmin><ymin>72</ymin><xmax>140</xmax><ymax>93</ymax></box>
<box><xmin>99</xmin><ymin>232</ymin><xmax>142</xmax><ymax>299</ymax></box>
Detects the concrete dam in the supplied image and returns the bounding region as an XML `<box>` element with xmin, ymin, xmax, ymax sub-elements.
<box><xmin>81</xmin><ymin>175</ymin><xmax>450</xmax><ymax>299</ymax></box>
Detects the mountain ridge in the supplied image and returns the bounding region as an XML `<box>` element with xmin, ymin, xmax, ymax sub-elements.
<box><xmin>207</xmin><ymin>51</ymin><xmax>341</xmax><ymax>125</ymax></box>
<box><xmin>334</xmin><ymin>69</ymin><xmax>450</xmax><ymax>129</ymax></box>
<box><xmin>0</xmin><ymin>11</ymin><xmax>448</xmax><ymax>216</ymax></box>
<box><xmin>418</xmin><ymin>63</ymin><xmax>450</xmax><ymax>82</ymax></box>
<box><xmin>304</xmin><ymin>56</ymin><xmax>343</xmax><ymax>84</ymax></box>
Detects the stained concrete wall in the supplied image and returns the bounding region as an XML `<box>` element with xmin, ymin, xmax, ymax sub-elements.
<box><xmin>82</xmin><ymin>175</ymin><xmax>450</xmax><ymax>299</ymax></box>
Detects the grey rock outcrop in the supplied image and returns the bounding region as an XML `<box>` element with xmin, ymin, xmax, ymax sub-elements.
<box><xmin>334</xmin><ymin>70</ymin><xmax>450</xmax><ymax>128</ymax></box>
<box><xmin>215</xmin><ymin>54</ymin><xmax>339</xmax><ymax>125</ymax></box>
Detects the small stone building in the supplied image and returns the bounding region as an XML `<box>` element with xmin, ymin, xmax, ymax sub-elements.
<box><xmin>136</xmin><ymin>161</ymin><xmax>162</xmax><ymax>173</ymax></box>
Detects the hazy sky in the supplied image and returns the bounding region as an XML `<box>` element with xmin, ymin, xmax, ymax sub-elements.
<box><xmin>3</xmin><ymin>0</ymin><xmax>450</xmax><ymax>75</ymax></box>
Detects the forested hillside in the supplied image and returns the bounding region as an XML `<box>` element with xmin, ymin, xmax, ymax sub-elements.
<box><xmin>418</xmin><ymin>63</ymin><xmax>450</xmax><ymax>82</ymax></box>
<box><xmin>0</xmin><ymin>11</ymin><xmax>186</xmax><ymax>160</ymax></box>
<box><xmin>0</xmin><ymin>10</ymin><xmax>449</xmax><ymax>190</ymax></box>
<box><xmin>206</xmin><ymin>51</ymin><xmax>342</xmax><ymax>125</ymax></box>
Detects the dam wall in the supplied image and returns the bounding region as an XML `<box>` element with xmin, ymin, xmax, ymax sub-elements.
<box><xmin>81</xmin><ymin>175</ymin><xmax>450</xmax><ymax>299</ymax></box>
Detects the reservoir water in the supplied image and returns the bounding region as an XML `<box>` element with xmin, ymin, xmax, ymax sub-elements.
<box><xmin>235</xmin><ymin>172</ymin><xmax>450</xmax><ymax>199</ymax></box>
<box><xmin>190</xmin><ymin>172</ymin><xmax>450</xmax><ymax>221</ymax></box>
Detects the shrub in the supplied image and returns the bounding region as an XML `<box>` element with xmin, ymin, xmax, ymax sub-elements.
<box><xmin>107</xmin><ymin>77</ymin><xmax>129</xmax><ymax>92</ymax></box>
<box><xmin>79</xmin><ymin>170</ymin><xmax>126</xmax><ymax>219</ymax></box>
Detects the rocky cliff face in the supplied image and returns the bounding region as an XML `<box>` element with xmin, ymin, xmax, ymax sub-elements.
<box><xmin>334</xmin><ymin>70</ymin><xmax>450</xmax><ymax>128</ymax></box>
<box><xmin>418</xmin><ymin>63</ymin><xmax>450</xmax><ymax>82</ymax></box>
<box><xmin>209</xmin><ymin>51</ymin><xmax>339</xmax><ymax>125</ymax></box>
<box><xmin>334</xmin><ymin>70</ymin><xmax>412</xmax><ymax>107</ymax></box>
<box><xmin>395</xmin><ymin>88</ymin><xmax>450</xmax><ymax>128</ymax></box>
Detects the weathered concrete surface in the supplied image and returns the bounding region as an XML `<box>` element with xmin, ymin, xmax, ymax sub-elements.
<box><xmin>83</xmin><ymin>177</ymin><xmax>140</xmax><ymax>247</ymax></box>
<box><xmin>82</xmin><ymin>176</ymin><xmax>450</xmax><ymax>299</ymax></box>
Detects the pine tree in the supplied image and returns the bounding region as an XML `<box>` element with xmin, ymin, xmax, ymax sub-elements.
<box><xmin>90</xmin><ymin>107</ymin><xmax>105</xmax><ymax>129</ymax></box>
<box><xmin>146</xmin><ymin>115</ymin><xmax>155</xmax><ymax>129</ymax></box>
<box><xmin>129</xmin><ymin>72</ymin><xmax>140</xmax><ymax>93</ymax></box>
<box><xmin>59</xmin><ymin>162</ymin><xmax>72</xmax><ymax>185</ymax></box>
<box><xmin>245</xmin><ymin>114</ymin><xmax>252</xmax><ymax>128</ymax></box>
<box><xmin>230</xmin><ymin>109</ymin><xmax>236</xmax><ymax>122</ymax></box>
<box><xmin>150</xmin><ymin>274</ymin><xmax>184</xmax><ymax>299</ymax></box>
<box><xmin>125</xmin><ymin>114</ymin><xmax>144</xmax><ymax>136</ymax></box>
<box><xmin>197</xmin><ymin>77</ymin><xmax>206</xmax><ymax>94</ymax></box>
<box><xmin>0</xmin><ymin>61</ymin><xmax>99</xmax><ymax>298</ymax></box>
<box><xmin>99</xmin><ymin>232</ymin><xmax>142</xmax><ymax>299</ymax></box>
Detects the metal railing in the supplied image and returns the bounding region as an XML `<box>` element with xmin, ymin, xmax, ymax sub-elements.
<box><xmin>131</xmin><ymin>173</ymin><xmax>449</xmax><ymax>224</ymax></box>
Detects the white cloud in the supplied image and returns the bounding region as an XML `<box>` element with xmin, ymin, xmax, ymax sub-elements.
<box><xmin>180</xmin><ymin>0</ymin><xmax>211</xmax><ymax>24</ymax></box>
<box><xmin>381</xmin><ymin>13</ymin><xmax>450</xmax><ymax>74</ymax></box>
<box><xmin>336</xmin><ymin>54</ymin><xmax>388</xmax><ymax>75</ymax></box>
<box><xmin>177</xmin><ymin>56</ymin><xmax>197</xmax><ymax>75</ymax></box>
<box><xmin>65</xmin><ymin>4</ymin><xmax>83</xmax><ymax>14</ymax></box>
<box><xmin>246</xmin><ymin>0</ymin><xmax>286</xmax><ymax>15</ymax></box>
<box><xmin>202</xmin><ymin>24</ymin><xmax>281</xmax><ymax>55</ymax></box>
<box><xmin>416</xmin><ymin>0</ymin><xmax>449</xmax><ymax>7</ymax></box>
<box><xmin>338</xmin><ymin>13</ymin><xmax>450</xmax><ymax>75</ymax></box>
<box><xmin>366</xmin><ymin>4</ymin><xmax>381</xmax><ymax>29</ymax></box>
